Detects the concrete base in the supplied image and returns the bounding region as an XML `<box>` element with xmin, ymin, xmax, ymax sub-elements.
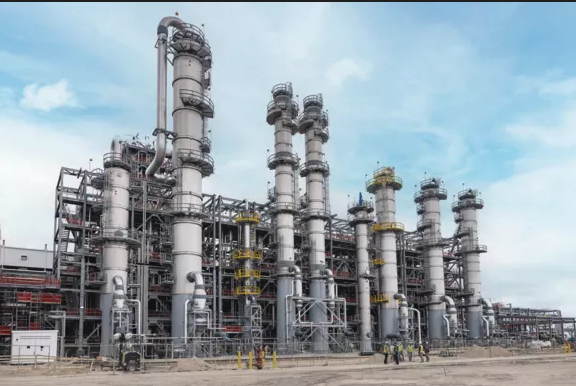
<box><xmin>100</xmin><ymin>294</ymin><xmax>113</xmax><ymax>357</ymax></box>
<box><xmin>172</xmin><ymin>293</ymin><xmax>194</xmax><ymax>344</ymax></box>
<box><xmin>467</xmin><ymin>310</ymin><xmax>483</xmax><ymax>339</ymax></box>
<box><xmin>309</xmin><ymin>279</ymin><xmax>329</xmax><ymax>353</ymax></box>
<box><xmin>379</xmin><ymin>307</ymin><xmax>399</xmax><ymax>340</ymax></box>
<box><xmin>359</xmin><ymin>339</ymin><xmax>372</xmax><ymax>354</ymax></box>
<box><xmin>428</xmin><ymin>309</ymin><xmax>445</xmax><ymax>340</ymax></box>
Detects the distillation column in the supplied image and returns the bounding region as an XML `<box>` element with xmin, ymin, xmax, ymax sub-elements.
<box><xmin>298</xmin><ymin>94</ymin><xmax>331</xmax><ymax>352</ymax></box>
<box><xmin>266</xmin><ymin>83</ymin><xmax>300</xmax><ymax>347</ymax></box>
<box><xmin>452</xmin><ymin>189</ymin><xmax>487</xmax><ymax>339</ymax></box>
<box><xmin>414</xmin><ymin>178</ymin><xmax>448</xmax><ymax>340</ymax></box>
<box><xmin>144</xmin><ymin>17</ymin><xmax>214</xmax><ymax>341</ymax></box>
<box><xmin>366</xmin><ymin>167</ymin><xmax>404</xmax><ymax>339</ymax></box>
<box><xmin>348</xmin><ymin>197</ymin><xmax>375</xmax><ymax>354</ymax></box>
<box><xmin>233</xmin><ymin>208</ymin><xmax>262</xmax><ymax>345</ymax></box>
<box><xmin>99</xmin><ymin>139</ymin><xmax>135</xmax><ymax>356</ymax></box>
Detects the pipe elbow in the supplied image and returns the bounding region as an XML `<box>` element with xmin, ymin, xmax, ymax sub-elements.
<box><xmin>158</xmin><ymin>16</ymin><xmax>185</xmax><ymax>35</ymax></box>
<box><xmin>394</xmin><ymin>293</ymin><xmax>407</xmax><ymax>303</ymax></box>
<box><xmin>441</xmin><ymin>295</ymin><xmax>456</xmax><ymax>309</ymax></box>
<box><xmin>323</xmin><ymin>268</ymin><xmax>335</xmax><ymax>283</ymax></box>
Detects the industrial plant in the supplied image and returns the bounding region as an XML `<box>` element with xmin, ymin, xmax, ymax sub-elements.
<box><xmin>0</xmin><ymin>15</ymin><xmax>574</xmax><ymax>358</ymax></box>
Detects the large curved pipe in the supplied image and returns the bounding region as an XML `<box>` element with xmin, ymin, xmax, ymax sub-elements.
<box><xmin>441</xmin><ymin>295</ymin><xmax>458</xmax><ymax>334</ymax></box>
<box><xmin>394</xmin><ymin>294</ymin><xmax>409</xmax><ymax>332</ymax></box>
<box><xmin>112</xmin><ymin>275</ymin><xmax>127</xmax><ymax>309</ymax></box>
<box><xmin>186</xmin><ymin>271</ymin><xmax>207</xmax><ymax>310</ymax></box>
<box><xmin>324</xmin><ymin>269</ymin><xmax>336</xmax><ymax>310</ymax></box>
<box><xmin>146</xmin><ymin>16</ymin><xmax>186</xmax><ymax>178</ymax></box>
<box><xmin>292</xmin><ymin>266</ymin><xmax>303</xmax><ymax>309</ymax></box>
<box><xmin>481</xmin><ymin>298</ymin><xmax>495</xmax><ymax>331</ymax></box>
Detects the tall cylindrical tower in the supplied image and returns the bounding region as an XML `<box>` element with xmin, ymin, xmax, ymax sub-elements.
<box><xmin>452</xmin><ymin>189</ymin><xmax>487</xmax><ymax>339</ymax></box>
<box><xmin>233</xmin><ymin>208</ymin><xmax>262</xmax><ymax>341</ymax></box>
<box><xmin>348</xmin><ymin>197</ymin><xmax>375</xmax><ymax>354</ymax></box>
<box><xmin>414</xmin><ymin>178</ymin><xmax>448</xmax><ymax>340</ymax></box>
<box><xmin>297</xmin><ymin>94</ymin><xmax>331</xmax><ymax>352</ymax></box>
<box><xmin>98</xmin><ymin>139</ymin><xmax>137</xmax><ymax>356</ymax></box>
<box><xmin>366</xmin><ymin>167</ymin><xmax>404</xmax><ymax>339</ymax></box>
<box><xmin>266</xmin><ymin>82</ymin><xmax>299</xmax><ymax>347</ymax></box>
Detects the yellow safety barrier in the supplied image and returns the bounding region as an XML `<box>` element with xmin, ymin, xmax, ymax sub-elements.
<box><xmin>232</xmin><ymin>249</ymin><xmax>263</xmax><ymax>260</ymax></box>
<box><xmin>248</xmin><ymin>351</ymin><xmax>253</xmax><ymax>370</ymax></box>
<box><xmin>234</xmin><ymin>211</ymin><xmax>261</xmax><ymax>224</ymax></box>
<box><xmin>372</xmin><ymin>222</ymin><xmax>405</xmax><ymax>233</ymax></box>
<box><xmin>273</xmin><ymin>351</ymin><xmax>277</xmax><ymax>369</ymax></box>
<box><xmin>371</xmin><ymin>294</ymin><xmax>390</xmax><ymax>303</ymax></box>
<box><xmin>237</xmin><ymin>351</ymin><xmax>242</xmax><ymax>369</ymax></box>
<box><xmin>235</xmin><ymin>269</ymin><xmax>261</xmax><ymax>279</ymax></box>
<box><xmin>236</xmin><ymin>286</ymin><xmax>261</xmax><ymax>296</ymax></box>
<box><xmin>372</xmin><ymin>258</ymin><xmax>386</xmax><ymax>266</ymax></box>
<box><xmin>261</xmin><ymin>350</ymin><xmax>265</xmax><ymax>368</ymax></box>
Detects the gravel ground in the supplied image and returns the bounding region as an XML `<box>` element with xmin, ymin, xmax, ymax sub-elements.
<box><xmin>1</xmin><ymin>353</ymin><xmax>574</xmax><ymax>386</ymax></box>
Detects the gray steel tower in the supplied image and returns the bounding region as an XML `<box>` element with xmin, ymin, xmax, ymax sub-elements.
<box><xmin>145</xmin><ymin>17</ymin><xmax>214</xmax><ymax>341</ymax></box>
<box><xmin>452</xmin><ymin>188</ymin><xmax>487</xmax><ymax>339</ymax></box>
<box><xmin>366</xmin><ymin>167</ymin><xmax>404</xmax><ymax>339</ymax></box>
<box><xmin>348</xmin><ymin>197</ymin><xmax>375</xmax><ymax>354</ymax></box>
<box><xmin>298</xmin><ymin>94</ymin><xmax>331</xmax><ymax>352</ymax></box>
<box><xmin>266</xmin><ymin>82</ymin><xmax>299</xmax><ymax>347</ymax></box>
<box><xmin>415</xmin><ymin>178</ymin><xmax>448</xmax><ymax>340</ymax></box>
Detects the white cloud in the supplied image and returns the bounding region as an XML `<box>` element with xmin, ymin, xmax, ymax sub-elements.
<box><xmin>20</xmin><ymin>80</ymin><xmax>79</xmax><ymax>112</ymax></box>
<box><xmin>506</xmin><ymin>105</ymin><xmax>576</xmax><ymax>148</ymax></box>
<box><xmin>326</xmin><ymin>58</ymin><xmax>372</xmax><ymax>89</ymax></box>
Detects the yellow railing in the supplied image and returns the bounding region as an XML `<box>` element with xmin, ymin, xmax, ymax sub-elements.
<box><xmin>232</xmin><ymin>250</ymin><xmax>262</xmax><ymax>260</ymax></box>
<box><xmin>234</xmin><ymin>269</ymin><xmax>261</xmax><ymax>279</ymax></box>
<box><xmin>235</xmin><ymin>286</ymin><xmax>261</xmax><ymax>296</ymax></box>
<box><xmin>373</xmin><ymin>166</ymin><xmax>395</xmax><ymax>179</ymax></box>
<box><xmin>234</xmin><ymin>211</ymin><xmax>260</xmax><ymax>224</ymax></box>
<box><xmin>370</xmin><ymin>294</ymin><xmax>389</xmax><ymax>303</ymax></box>
<box><xmin>372</xmin><ymin>258</ymin><xmax>386</xmax><ymax>266</ymax></box>
<box><xmin>372</xmin><ymin>222</ymin><xmax>405</xmax><ymax>233</ymax></box>
<box><xmin>366</xmin><ymin>175</ymin><xmax>403</xmax><ymax>191</ymax></box>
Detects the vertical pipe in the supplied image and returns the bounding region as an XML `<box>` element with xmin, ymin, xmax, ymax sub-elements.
<box><xmin>266</xmin><ymin>83</ymin><xmax>299</xmax><ymax>348</ymax></box>
<box><xmin>349</xmin><ymin>199</ymin><xmax>374</xmax><ymax>354</ymax></box>
<box><xmin>414</xmin><ymin>177</ymin><xmax>447</xmax><ymax>340</ymax></box>
<box><xmin>141</xmin><ymin>181</ymin><xmax>148</xmax><ymax>335</ymax></box>
<box><xmin>212</xmin><ymin>195</ymin><xmax>217</xmax><ymax>327</ymax></box>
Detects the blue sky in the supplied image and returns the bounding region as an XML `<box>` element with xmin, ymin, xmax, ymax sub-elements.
<box><xmin>0</xmin><ymin>2</ymin><xmax>575</xmax><ymax>316</ymax></box>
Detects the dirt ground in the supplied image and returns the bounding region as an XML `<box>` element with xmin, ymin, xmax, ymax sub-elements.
<box><xmin>1</xmin><ymin>354</ymin><xmax>574</xmax><ymax>386</ymax></box>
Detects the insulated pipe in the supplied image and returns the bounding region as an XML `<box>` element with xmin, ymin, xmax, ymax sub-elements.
<box><xmin>408</xmin><ymin>307</ymin><xmax>422</xmax><ymax>344</ymax></box>
<box><xmin>146</xmin><ymin>16</ymin><xmax>186</xmax><ymax>178</ymax></box>
<box><xmin>293</xmin><ymin>266</ymin><xmax>303</xmax><ymax>309</ymax></box>
<box><xmin>481</xmin><ymin>298</ymin><xmax>495</xmax><ymax>332</ymax></box>
<box><xmin>394</xmin><ymin>294</ymin><xmax>409</xmax><ymax>333</ymax></box>
<box><xmin>324</xmin><ymin>269</ymin><xmax>335</xmax><ymax>310</ymax></box>
<box><xmin>184</xmin><ymin>299</ymin><xmax>190</xmax><ymax>343</ymax></box>
<box><xmin>187</xmin><ymin>271</ymin><xmax>207</xmax><ymax>310</ymax></box>
<box><xmin>482</xmin><ymin>316</ymin><xmax>490</xmax><ymax>338</ymax></box>
<box><xmin>126</xmin><ymin>299</ymin><xmax>142</xmax><ymax>336</ymax></box>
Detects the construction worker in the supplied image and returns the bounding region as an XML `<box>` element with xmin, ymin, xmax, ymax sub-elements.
<box><xmin>407</xmin><ymin>341</ymin><xmax>414</xmax><ymax>362</ymax></box>
<box><xmin>424</xmin><ymin>341</ymin><xmax>431</xmax><ymax>362</ymax></box>
<box><xmin>382</xmin><ymin>341</ymin><xmax>389</xmax><ymax>364</ymax></box>
<box><xmin>398</xmin><ymin>341</ymin><xmax>404</xmax><ymax>362</ymax></box>
<box><xmin>392</xmin><ymin>341</ymin><xmax>400</xmax><ymax>365</ymax></box>
<box><xmin>418</xmin><ymin>342</ymin><xmax>425</xmax><ymax>363</ymax></box>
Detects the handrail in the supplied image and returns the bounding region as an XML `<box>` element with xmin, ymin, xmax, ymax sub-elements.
<box><xmin>372</xmin><ymin>222</ymin><xmax>404</xmax><ymax>233</ymax></box>
<box><xmin>366</xmin><ymin>175</ymin><xmax>403</xmax><ymax>191</ymax></box>
<box><xmin>413</xmin><ymin>187</ymin><xmax>448</xmax><ymax>202</ymax></box>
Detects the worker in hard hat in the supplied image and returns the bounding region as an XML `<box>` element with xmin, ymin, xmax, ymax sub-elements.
<box><xmin>407</xmin><ymin>341</ymin><xmax>414</xmax><ymax>362</ymax></box>
<box><xmin>392</xmin><ymin>341</ymin><xmax>400</xmax><ymax>365</ymax></box>
<box><xmin>382</xmin><ymin>341</ymin><xmax>389</xmax><ymax>364</ymax></box>
<box><xmin>423</xmin><ymin>341</ymin><xmax>431</xmax><ymax>362</ymax></box>
<box><xmin>418</xmin><ymin>342</ymin><xmax>425</xmax><ymax>363</ymax></box>
<box><xmin>398</xmin><ymin>341</ymin><xmax>405</xmax><ymax>362</ymax></box>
